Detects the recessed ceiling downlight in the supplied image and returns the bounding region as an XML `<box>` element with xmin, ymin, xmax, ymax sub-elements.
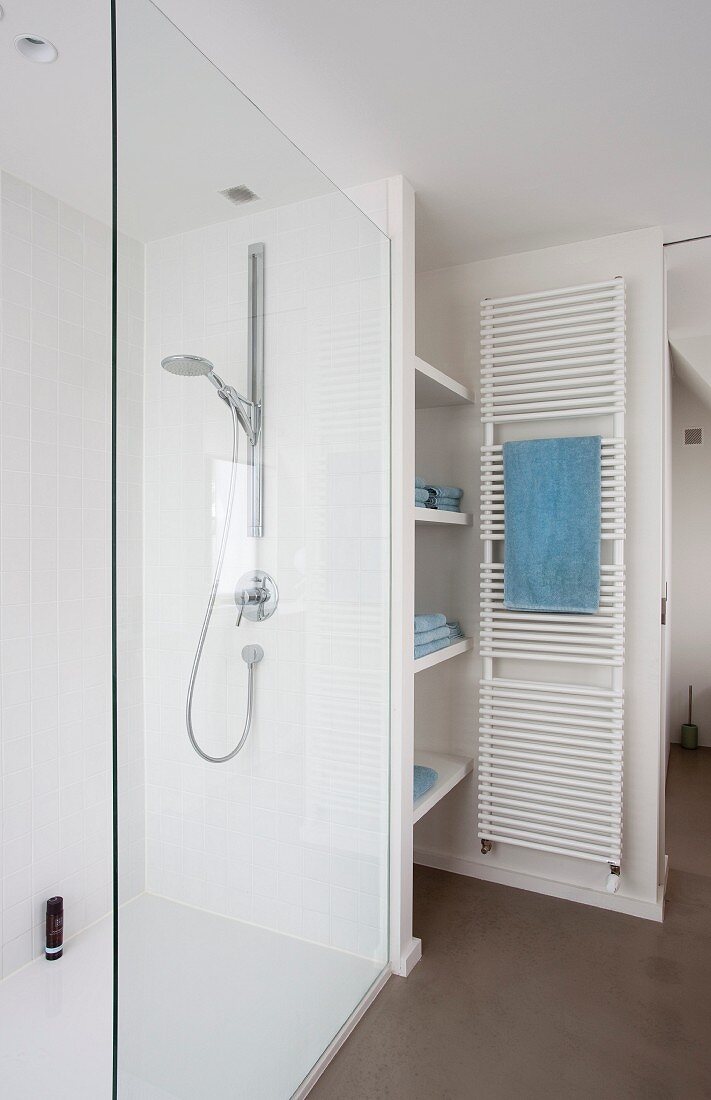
<box><xmin>15</xmin><ymin>34</ymin><xmax>58</xmax><ymax>63</ymax></box>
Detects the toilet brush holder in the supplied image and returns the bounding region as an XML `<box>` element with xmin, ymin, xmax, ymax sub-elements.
<box><xmin>681</xmin><ymin>723</ymin><xmax>698</xmax><ymax>750</ymax></box>
<box><xmin>682</xmin><ymin>685</ymin><xmax>699</xmax><ymax>750</ymax></box>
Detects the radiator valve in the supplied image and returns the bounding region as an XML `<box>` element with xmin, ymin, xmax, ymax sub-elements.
<box><xmin>481</xmin><ymin>839</ymin><xmax>492</xmax><ymax>855</ymax></box>
<box><xmin>606</xmin><ymin>864</ymin><xmax>621</xmax><ymax>893</ymax></box>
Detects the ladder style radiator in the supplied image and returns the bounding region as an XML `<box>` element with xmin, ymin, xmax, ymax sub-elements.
<box><xmin>478</xmin><ymin>279</ymin><xmax>625</xmax><ymax>873</ymax></box>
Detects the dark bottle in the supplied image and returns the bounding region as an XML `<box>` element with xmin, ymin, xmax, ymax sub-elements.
<box><xmin>45</xmin><ymin>896</ymin><xmax>64</xmax><ymax>960</ymax></box>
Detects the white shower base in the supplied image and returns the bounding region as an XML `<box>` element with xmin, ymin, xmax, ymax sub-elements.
<box><xmin>0</xmin><ymin>894</ymin><xmax>385</xmax><ymax>1099</ymax></box>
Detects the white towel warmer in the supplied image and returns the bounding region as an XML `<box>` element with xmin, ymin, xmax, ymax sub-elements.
<box><xmin>478</xmin><ymin>278</ymin><xmax>625</xmax><ymax>885</ymax></box>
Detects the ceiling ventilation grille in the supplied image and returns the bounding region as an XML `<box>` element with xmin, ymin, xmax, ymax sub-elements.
<box><xmin>220</xmin><ymin>185</ymin><xmax>259</xmax><ymax>207</ymax></box>
<box><xmin>684</xmin><ymin>427</ymin><xmax>703</xmax><ymax>446</ymax></box>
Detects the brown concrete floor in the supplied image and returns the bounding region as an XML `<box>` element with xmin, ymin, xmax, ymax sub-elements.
<box><xmin>311</xmin><ymin>745</ymin><xmax>711</xmax><ymax>1099</ymax></box>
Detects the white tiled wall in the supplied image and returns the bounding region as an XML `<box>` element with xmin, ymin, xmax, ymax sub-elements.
<box><xmin>142</xmin><ymin>184</ymin><xmax>391</xmax><ymax>959</ymax></box>
<box><xmin>0</xmin><ymin>170</ymin><xmax>145</xmax><ymax>978</ymax></box>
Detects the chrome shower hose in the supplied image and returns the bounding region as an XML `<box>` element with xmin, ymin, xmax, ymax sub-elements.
<box><xmin>185</xmin><ymin>400</ymin><xmax>254</xmax><ymax>763</ymax></box>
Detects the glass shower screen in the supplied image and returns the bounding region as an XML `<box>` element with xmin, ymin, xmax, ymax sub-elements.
<box><xmin>112</xmin><ymin>0</ymin><xmax>391</xmax><ymax>1095</ymax></box>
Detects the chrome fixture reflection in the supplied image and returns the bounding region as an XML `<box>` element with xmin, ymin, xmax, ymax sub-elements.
<box><xmin>161</xmin><ymin>241</ymin><xmax>264</xmax><ymax>538</ymax></box>
<box><xmin>169</xmin><ymin>372</ymin><xmax>247</xmax><ymax>764</ymax></box>
<box><xmin>159</xmin><ymin>244</ymin><xmax>267</xmax><ymax>764</ymax></box>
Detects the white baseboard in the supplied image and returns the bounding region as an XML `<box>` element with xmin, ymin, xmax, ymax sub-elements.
<box><xmin>294</xmin><ymin>966</ymin><xmax>391</xmax><ymax>1098</ymax></box>
<box><xmin>415</xmin><ymin>847</ymin><xmax>665</xmax><ymax>923</ymax></box>
<box><xmin>394</xmin><ymin>936</ymin><xmax>422</xmax><ymax>977</ymax></box>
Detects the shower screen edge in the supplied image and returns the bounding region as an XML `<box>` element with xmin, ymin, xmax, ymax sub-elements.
<box><xmin>109</xmin><ymin>0</ymin><xmax>119</xmax><ymax>1097</ymax></box>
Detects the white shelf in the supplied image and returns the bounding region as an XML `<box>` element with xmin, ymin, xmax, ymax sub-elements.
<box><xmin>414</xmin><ymin>637</ymin><xmax>473</xmax><ymax>673</ymax></box>
<box><xmin>413</xmin><ymin>750</ymin><xmax>474</xmax><ymax>823</ymax></box>
<box><xmin>415</xmin><ymin>508</ymin><xmax>473</xmax><ymax>527</ymax></box>
<box><xmin>415</xmin><ymin>356</ymin><xmax>475</xmax><ymax>409</ymax></box>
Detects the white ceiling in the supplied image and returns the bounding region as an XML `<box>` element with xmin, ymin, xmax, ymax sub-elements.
<box><xmin>3</xmin><ymin>0</ymin><xmax>711</xmax><ymax>266</ymax></box>
<box><xmin>0</xmin><ymin>0</ymin><xmax>334</xmax><ymax>242</ymax></box>
<box><xmin>114</xmin><ymin>0</ymin><xmax>333</xmax><ymax>240</ymax></box>
<box><xmin>0</xmin><ymin>0</ymin><xmax>112</xmax><ymax>223</ymax></box>
<box><xmin>156</xmin><ymin>0</ymin><xmax>711</xmax><ymax>269</ymax></box>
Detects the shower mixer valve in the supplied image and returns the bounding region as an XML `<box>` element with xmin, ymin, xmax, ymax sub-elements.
<box><xmin>235</xmin><ymin>570</ymin><xmax>279</xmax><ymax>626</ymax></box>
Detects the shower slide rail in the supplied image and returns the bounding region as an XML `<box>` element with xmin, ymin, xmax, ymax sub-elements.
<box><xmin>478</xmin><ymin>278</ymin><xmax>626</xmax><ymax>882</ymax></box>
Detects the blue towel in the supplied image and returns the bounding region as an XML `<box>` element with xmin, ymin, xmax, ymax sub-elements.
<box><xmin>446</xmin><ymin>620</ymin><xmax>463</xmax><ymax>639</ymax></box>
<box><xmin>503</xmin><ymin>435</ymin><xmax>601</xmax><ymax>614</ymax></box>
<box><xmin>413</xmin><ymin>625</ymin><xmax>450</xmax><ymax>646</ymax></box>
<box><xmin>415</xmin><ymin>478</ymin><xmax>463</xmax><ymax>501</ymax></box>
<box><xmin>414</xmin><ymin>636</ymin><xmax>451</xmax><ymax>659</ymax></box>
<box><xmin>415</xmin><ymin>487</ymin><xmax>436</xmax><ymax>504</ymax></box>
<box><xmin>414</xmin><ymin>765</ymin><xmax>438</xmax><ymax>801</ymax></box>
<box><xmin>426</xmin><ymin>484</ymin><xmax>463</xmax><ymax>500</ymax></box>
<box><xmin>414</xmin><ymin>613</ymin><xmax>447</xmax><ymax>633</ymax></box>
<box><xmin>434</xmin><ymin>501</ymin><xmax>460</xmax><ymax>512</ymax></box>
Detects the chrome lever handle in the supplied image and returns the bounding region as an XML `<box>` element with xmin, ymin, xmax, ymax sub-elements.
<box><xmin>235</xmin><ymin>586</ymin><xmax>264</xmax><ymax>627</ymax></box>
<box><xmin>234</xmin><ymin>571</ymin><xmax>279</xmax><ymax>626</ymax></box>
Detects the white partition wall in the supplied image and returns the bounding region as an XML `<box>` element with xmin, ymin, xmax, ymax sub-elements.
<box><xmin>414</xmin><ymin>228</ymin><xmax>666</xmax><ymax>920</ymax></box>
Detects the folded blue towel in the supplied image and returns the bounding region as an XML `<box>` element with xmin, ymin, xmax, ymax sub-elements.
<box><xmin>413</xmin><ymin>625</ymin><xmax>450</xmax><ymax>646</ymax></box>
<box><xmin>503</xmin><ymin>435</ymin><xmax>601</xmax><ymax>614</ymax></box>
<box><xmin>414</xmin><ymin>765</ymin><xmax>438</xmax><ymax>801</ymax></box>
<box><xmin>446</xmin><ymin>620</ymin><xmax>463</xmax><ymax>638</ymax></box>
<box><xmin>414</xmin><ymin>485</ymin><xmax>461</xmax><ymax>511</ymax></box>
<box><xmin>414</xmin><ymin>636</ymin><xmax>451</xmax><ymax>659</ymax></box>
<box><xmin>425</xmin><ymin>484</ymin><xmax>463</xmax><ymax>500</ymax></box>
<box><xmin>414</xmin><ymin>613</ymin><xmax>447</xmax><ymax>633</ymax></box>
<box><xmin>416</xmin><ymin>478</ymin><xmax>463</xmax><ymax>501</ymax></box>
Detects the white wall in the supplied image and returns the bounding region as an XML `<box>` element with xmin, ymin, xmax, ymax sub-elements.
<box><xmin>662</xmin><ymin>339</ymin><xmax>672</xmax><ymax>769</ymax></box>
<box><xmin>669</xmin><ymin>375</ymin><xmax>711</xmax><ymax>746</ymax></box>
<box><xmin>0</xmin><ymin>170</ymin><xmax>145</xmax><ymax>979</ymax></box>
<box><xmin>666</xmin><ymin>238</ymin><xmax>711</xmax><ymax>405</ymax></box>
<box><xmin>666</xmin><ymin>238</ymin><xmax>711</xmax><ymax>752</ymax></box>
<box><xmin>414</xmin><ymin>227</ymin><xmax>666</xmax><ymax>917</ymax></box>
<box><xmin>142</xmin><ymin>184</ymin><xmax>391</xmax><ymax>959</ymax></box>
<box><xmin>414</xmin><ymin>402</ymin><xmax>478</xmax><ymax>777</ymax></box>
